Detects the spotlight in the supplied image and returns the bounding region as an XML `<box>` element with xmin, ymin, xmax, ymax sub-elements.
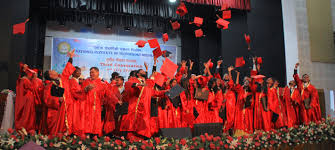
<box><xmin>169</xmin><ymin>0</ymin><xmax>176</xmax><ymax>3</ymax></box>
<box><xmin>147</xmin><ymin>28</ymin><xmax>153</xmax><ymax>33</ymax></box>
<box><xmin>59</xmin><ymin>21</ymin><xmax>65</xmax><ymax>26</ymax></box>
<box><xmin>124</xmin><ymin>27</ymin><xmax>130</xmax><ymax>31</ymax></box>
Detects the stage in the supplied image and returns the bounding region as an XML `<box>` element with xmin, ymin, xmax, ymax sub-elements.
<box><xmin>1</xmin><ymin>117</ymin><xmax>334</xmax><ymax>150</ymax></box>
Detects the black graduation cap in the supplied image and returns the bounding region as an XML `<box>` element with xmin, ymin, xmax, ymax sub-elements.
<box><xmin>219</xmin><ymin>106</ymin><xmax>226</xmax><ymax>121</ymax></box>
<box><xmin>193</xmin><ymin>107</ymin><xmax>199</xmax><ymax>119</ymax></box>
<box><xmin>194</xmin><ymin>88</ymin><xmax>209</xmax><ymax>101</ymax></box>
<box><xmin>165</xmin><ymin>84</ymin><xmax>184</xmax><ymax>100</ymax></box>
<box><xmin>114</xmin><ymin>102</ymin><xmax>129</xmax><ymax>118</ymax></box>
<box><xmin>170</xmin><ymin>96</ymin><xmax>182</xmax><ymax>108</ymax></box>
<box><xmin>150</xmin><ymin>98</ymin><xmax>158</xmax><ymax>117</ymax></box>
<box><xmin>51</xmin><ymin>84</ymin><xmax>64</xmax><ymax>97</ymax></box>
<box><xmin>271</xmin><ymin>112</ymin><xmax>279</xmax><ymax>123</ymax></box>
<box><xmin>244</xmin><ymin>95</ymin><xmax>253</xmax><ymax>108</ymax></box>
<box><xmin>163</xmin><ymin>50</ymin><xmax>172</xmax><ymax>58</ymax></box>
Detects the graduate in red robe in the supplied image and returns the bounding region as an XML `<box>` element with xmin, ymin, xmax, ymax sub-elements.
<box><xmin>206</xmin><ymin>78</ymin><xmax>223</xmax><ymax>123</ymax></box>
<box><xmin>193</xmin><ymin>62</ymin><xmax>213</xmax><ymax>124</ymax></box>
<box><xmin>293</xmin><ymin>63</ymin><xmax>321</xmax><ymax>123</ymax></box>
<box><xmin>15</xmin><ymin>66</ymin><xmax>39</xmax><ymax>133</ymax></box>
<box><xmin>282</xmin><ymin>80</ymin><xmax>299</xmax><ymax>128</ymax></box>
<box><xmin>81</xmin><ymin>67</ymin><xmax>118</xmax><ymax>136</ymax></box>
<box><xmin>104</xmin><ymin>76</ymin><xmax>124</xmax><ymax>135</ymax></box>
<box><xmin>234</xmin><ymin>74</ymin><xmax>254</xmax><ymax>134</ymax></box>
<box><xmin>120</xmin><ymin>69</ymin><xmax>166</xmax><ymax>139</ymax></box>
<box><xmin>69</xmin><ymin>67</ymin><xmax>86</xmax><ymax>135</ymax></box>
<box><xmin>43</xmin><ymin>50</ymin><xmax>76</xmax><ymax>135</ymax></box>
<box><xmin>166</xmin><ymin>79</ymin><xmax>182</xmax><ymax>128</ymax></box>
<box><xmin>180</xmin><ymin>79</ymin><xmax>195</xmax><ymax>128</ymax></box>
<box><xmin>250</xmin><ymin>58</ymin><xmax>272</xmax><ymax>131</ymax></box>
<box><xmin>31</xmin><ymin>70</ymin><xmax>45</xmax><ymax>133</ymax></box>
<box><xmin>267</xmin><ymin>78</ymin><xmax>286</xmax><ymax>129</ymax></box>
<box><xmin>221</xmin><ymin>67</ymin><xmax>236</xmax><ymax>134</ymax></box>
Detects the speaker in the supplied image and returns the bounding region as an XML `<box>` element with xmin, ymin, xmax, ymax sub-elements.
<box><xmin>159</xmin><ymin>127</ymin><xmax>192</xmax><ymax>139</ymax></box>
<box><xmin>193</xmin><ymin>123</ymin><xmax>223</xmax><ymax>137</ymax></box>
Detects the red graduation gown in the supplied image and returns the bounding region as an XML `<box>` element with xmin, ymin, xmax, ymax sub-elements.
<box><xmin>103</xmin><ymin>85</ymin><xmax>119</xmax><ymax>134</ymax></box>
<box><xmin>44</xmin><ymin>62</ymin><xmax>76</xmax><ymax>135</ymax></box>
<box><xmin>283</xmin><ymin>87</ymin><xmax>298</xmax><ymax>128</ymax></box>
<box><xmin>69</xmin><ymin>78</ymin><xmax>86</xmax><ymax>135</ymax></box>
<box><xmin>180</xmin><ymin>91</ymin><xmax>195</xmax><ymax>128</ymax></box>
<box><xmin>81</xmin><ymin>78</ymin><xmax>111</xmax><ymax>135</ymax></box>
<box><xmin>120</xmin><ymin>77</ymin><xmax>163</xmax><ymax>138</ymax></box>
<box><xmin>15</xmin><ymin>77</ymin><xmax>38</xmax><ymax>132</ymax></box>
<box><xmin>234</xmin><ymin>84</ymin><xmax>254</xmax><ymax>133</ymax></box>
<box><xmin>268</xmin><ymin>87</ymin><xmax>286</xmax><ymax>129</ymax></box>
<box><xmin>222</xmin><ymin>82</ymin><xmax>236</xmax><ymax>132</ymax></box>
<box><xmin>206</xmin><ymin>90</ymin><xmax>223</xmax><ymax>123</ymax></box>
<box><xmin>31</xmin><ymin>78</ymin><xmax>45</xmax><ymax>133</ymax></box>
<box><xmin>294</xmin><ymin>74</ymin><xmax>321</xmax><ymax>123</ymax></box>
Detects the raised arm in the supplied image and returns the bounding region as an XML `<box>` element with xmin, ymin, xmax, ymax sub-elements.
<box><xmin>61</xmin><ymin>49</ymin><xmax>76</xmax><ymax>79</ymax></box>
<box><xmin>152</xmin><ymin>57</ymin><xmax>157</xmax><ymax>73</ymax></box>
<box><xmin>235</xmin><ymin>71</ymin><xmax>240</xmax><ymax>85</ymax></box>
<box><xmin>186</xmin><ymin>59</ymin><xmax>194</xmax><ymax>79</ymax></box>
<box><xmin>293</xmin><ymin>63</ymin><xmax>302</xmax><ymax>90</ymax></box>
<box><xmin>228</xmin><ymin>66</ymin><xmax>234</xmax><ymax>81</ymax></box>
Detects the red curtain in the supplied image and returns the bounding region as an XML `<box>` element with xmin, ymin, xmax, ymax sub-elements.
<box><xmin>183</xmin><ymin>0</ymin><xmax>251</xmax><ymax>10</ymax></box>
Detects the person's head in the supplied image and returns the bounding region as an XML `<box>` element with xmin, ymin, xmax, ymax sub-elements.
<box><xmin>72</xmin><ymin>67</ymin><xmax>81</xmax><ymax>78</ymax></box>
<box><xmin>216</xmin><ymin>79</ymin><xmax>221</xmax><ymax>87</ymax></box>
<box><xmin>129</xmin><ymin>70</ymin><xmax>137</xmax><ymax>79</ymax></box>
<box><xmin>208</xmin><ymin>78</ymin><xmax>217</xmax><ymax>89</ymax></box>
<box><xmin>90</xmin><ymin>67</ymin><xmax>99</xmax><ymax>80</ymax></box>
<box><xmin>266</xmin><ymin>77</ymin><xmax>273</xmax><ymax>87</ymax></box>
<box><xmin>170</xmin><ymin>79</ymin><xmax>177</xmax><ymax>87</ymax></box>
<box><xmin>223</xmin><ymin>73</ymin><xmax>229</xmax><ymax>81</ymax></box>
<box><xmin>116</xmin><ymin>76</ymin><xmax>124</xmax><ymax>87</ymax></box>
<box><xmin>302</xmin><ymin>74</ymin><xmax>310</xmax><ymax>83</ymax></box>
<box><xmin>289</xmin><ymin>80</ymin><xmax>296</xmax><ymax>88</ymax></box>
<box><xmin>273</xmin><ymin>79</ymin><xmax>279</xmax><ymax>88</ymax></box>
<box><xmin>111</xmin><ymin>72</ymin><xmax>119</xmax><ymax>80</ymax></box>
<box><xmin>44</xmin><ymin>70</ymin><xmax>59</xmax><ymax>81</ymax></box>
<box><xmin>136</xmin><ymin>69</ymin><xmax>147</xmax><ymax>78</ymax></box>
<box><xmin>243</xmin><ymin>76</ymin><xmax>250</xmax><ymax>87</ymax></box>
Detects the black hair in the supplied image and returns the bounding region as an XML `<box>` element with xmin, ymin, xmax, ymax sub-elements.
<box><xmin>75</xmin><ymin>66</ymin><xmax>81</xmax><ymax>70</ymax></box>
<box><xmin>90</xmin><ymin>67</ymin><xmax>99</xmax><ymax>72</ymax></box>
<box><xmin>180</xmin><ymin>78</ymin><xmax>190</xmax><ymax>100</ymax></box>
<box><xmin>44</xmin><ymin>70</ymin><xmax>51</xmax><ymax>81</ymax></box>
<box><xmin>117</xmin><ymin>76</ymin><xmax>124</xmax><ymax>81</ymax></box>
<box><xmin>129</xmin><ymin>70</ymin><xmax>137</xmax><ymax>78</ymax></box>
<box><xmin>208</xmin><ymin>78</ymin><xmax>218</xmax><ymax>93</ymax></box>
<box><xmin>169</xmin><ymin>79</ymin><xmax>177</xmax><ymax>86</ymax></box>
<box><xmin>111</xmin><ymin>72</ymin><xmax>119</xmax><ymax>80</ymax></box>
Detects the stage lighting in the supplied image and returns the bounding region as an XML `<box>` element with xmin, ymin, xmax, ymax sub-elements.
<box><xmin>147</xmin><ymin>28</ymin><xmax>153</xmax><ymax>33</ymax></box>
<box><xmin>124</xmin><ymin>27</ymin><xmax>130</xmax><ymax>31</ymax></box>
<box><xmin>169</xmin><ymin>0</ymin><xmax>176</xmax><ymax>3</ymax></box>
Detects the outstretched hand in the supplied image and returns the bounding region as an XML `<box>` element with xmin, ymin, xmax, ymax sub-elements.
<box><xmin>217</xmin><ymin>60</ymin><xmax>223</xmax><ymax>66</ymax></box>
<box><xmin>295</xmin><ymin>63</ymin><xmax>300</xmax><ymax>69</ymax></box>
<box><xmin>228</xmin><ymin>66</ymin><xmax>234</xmax><ymax>72</ymax></box>
<box><xmin>67</xmin><ymin>49</ymin><xmax>75</xmax><ymax>58</ymax></box>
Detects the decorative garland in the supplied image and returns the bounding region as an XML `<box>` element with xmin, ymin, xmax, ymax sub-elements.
<box><xmin>1</xmin><ymin>117</ymin><xmax>335</xmax><ymax>150</ymax></box>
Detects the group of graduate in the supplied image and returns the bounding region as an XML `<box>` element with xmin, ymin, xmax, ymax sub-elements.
<box><xmin>14</xmin><ymin>49</ymin><xmax>322</xmax><ymax>140</ymax></box>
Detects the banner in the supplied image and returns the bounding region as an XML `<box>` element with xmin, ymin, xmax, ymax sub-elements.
<box><xmin>51</xmin><ymin>37</ymin><xmax>177</xmax><ymax>81</ymax></box>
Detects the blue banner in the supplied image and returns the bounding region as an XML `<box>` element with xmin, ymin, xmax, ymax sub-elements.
<box><xmin>51</xmin><ymin>37</ymin><xmax>177</xmax><ymax>80</ymax></box>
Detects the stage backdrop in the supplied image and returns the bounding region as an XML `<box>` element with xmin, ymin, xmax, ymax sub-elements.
<box><xmin>51</xmin><ymin>37</ymin><xmax>177</xmax><ymax>80</ymax></box>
